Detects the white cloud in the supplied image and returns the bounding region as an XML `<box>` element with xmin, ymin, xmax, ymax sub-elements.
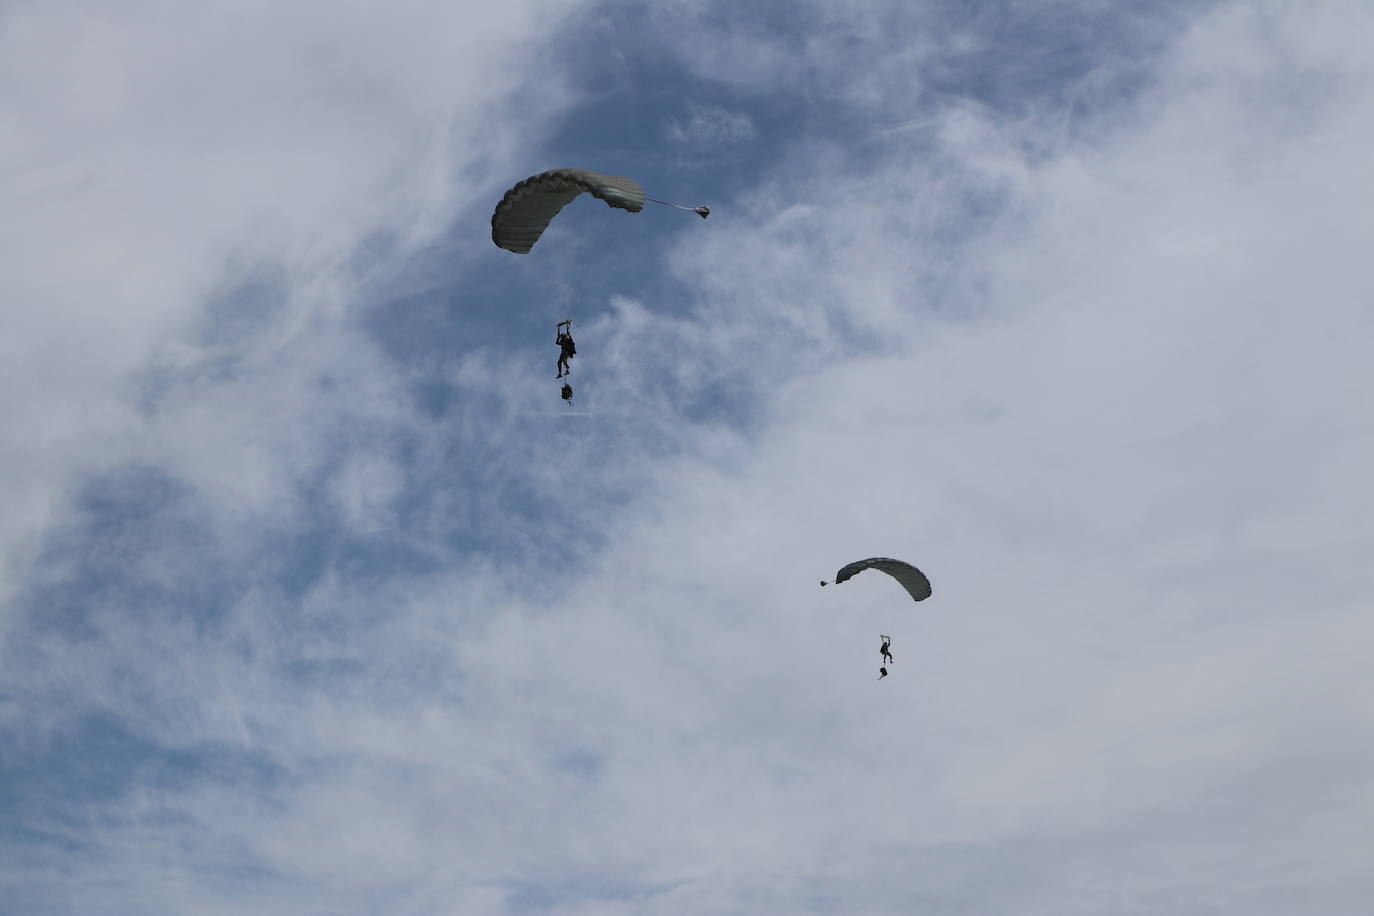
<box><xmin>664</xmin><ymin>103</ymin><xmax>755</xmax><ymax>145</ymax></box>
<box><xmin>4</xmin><ymin>2</ymin><xmax>1374</xmax><ymax>914</ymax></box>
<box><xmin>0</xmin><ymin>0</ymin><xmax>579</xmax><ymax>604</ymax></box>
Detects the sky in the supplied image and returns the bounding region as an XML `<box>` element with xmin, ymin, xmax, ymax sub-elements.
<box><xmin>3</xmin><ymin>1</ymin><xmax>1373</xmax><ymax>913</ymax></box>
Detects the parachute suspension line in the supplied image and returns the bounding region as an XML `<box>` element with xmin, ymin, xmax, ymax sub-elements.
<box><xmin>644</xmin><ymin>197</ymin><xmax>711</xmax><ymax>219</ymax></box>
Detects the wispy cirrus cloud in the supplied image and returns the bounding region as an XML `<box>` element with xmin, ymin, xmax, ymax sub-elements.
<box><xmin>664</xmin><ymin>102</ymin><xmax>756</xmax><ymax>146</ymax></box>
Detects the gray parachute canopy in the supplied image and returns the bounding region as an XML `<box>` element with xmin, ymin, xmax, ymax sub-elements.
<box><xmin>491</xmin><ymin>169</ymin><xmax>645</xmax><ymax>254</ymax></box>
<box><xmin>826</xmin><ymin>558</ymin><xmax>932</xmax><ymax>603</ymax></box>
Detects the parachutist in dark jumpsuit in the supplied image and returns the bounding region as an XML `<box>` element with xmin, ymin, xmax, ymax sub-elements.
<box><xmin>555</xmin><ymin>321</ymin><xmax>576</xmax><ymax>378</ymax></box>
<box><xmin>880</xmin><ymin>635</ymin><xmax>893</xmax><ymax>666</ymax></box>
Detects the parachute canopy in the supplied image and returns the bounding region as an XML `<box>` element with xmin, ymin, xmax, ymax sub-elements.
<box><xmin>827</xmin><ymin>558</ymin><xmax>932</xmax><ymax>603</ymax></box>
<box><xmin>492</xmin><ymin>169</ymin><xmax>645</xmax><ymax>254</ymax></box>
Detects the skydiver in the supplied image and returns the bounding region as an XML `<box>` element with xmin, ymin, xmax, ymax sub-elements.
<box><xmin>878</xmin><ymin>666</ymin><xmax>888</xmax><ymax>681</ymax></box>
<box><xmin>880</xmin><ymin>634</ymin><xmax>893</xmax><ymax>665</ymax></box>
<box><xmin>561</xmin><ymin>382</ymin><xmax>574</xmax><ymax>405</ymax></box>
<box><xmin>555</xmin><ymin>320</ymin><xmax>576</xmax><ymax>378</ymax></box>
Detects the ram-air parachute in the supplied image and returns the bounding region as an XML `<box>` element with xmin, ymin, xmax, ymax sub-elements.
<box><xmin>821</xmin><ymin>558</ymin><xmax>932</xmax><ymax>603</ymax></box>
<box><xmin>491</xmin><ymin>168</ymin><xmax>708</xmax><ymax>254</ymax></box>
